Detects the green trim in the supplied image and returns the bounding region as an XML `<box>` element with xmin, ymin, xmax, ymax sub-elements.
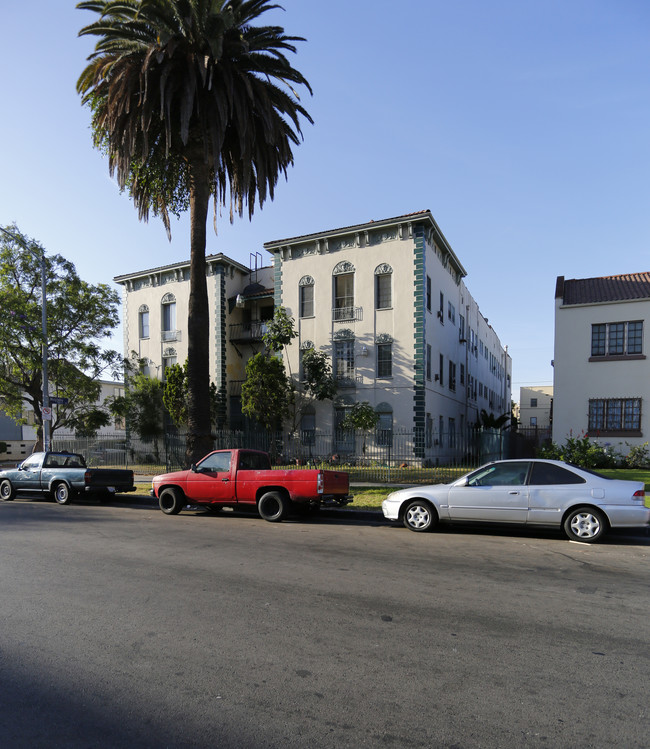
<box><xmin>413</xmin><ymin>227</ymin><xmax>426</xmax><ymax>456</ymax></box>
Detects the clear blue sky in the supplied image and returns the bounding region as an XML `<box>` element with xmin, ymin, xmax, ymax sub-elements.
<box><xmin>2</xmin><ymin>1</ymin><xmax>648</xmax><ymax>399</ymax></box>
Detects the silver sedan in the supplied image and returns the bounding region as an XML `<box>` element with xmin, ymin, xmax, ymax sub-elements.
<box><xmin>382</xmin><ymin>459</ymin><xmax>649</xmax><ymax>543</ymax></box>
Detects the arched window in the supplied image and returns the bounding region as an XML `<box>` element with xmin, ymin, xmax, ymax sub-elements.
<box><xmin>332</xmin><ymin>261</ymin><xmax>355</xmax><ymax>321</ymax></box>
<box><xmin>138</xmin><ymin>304</ymin><xmax>150</xmax><ymax>339</ymax></box>
<box><xmin>374</xmin><ymin>264</ymin><xmax>392</xmax><ymax>310</ymax></box>
<box><xmin>161</xmin><ymin>293</ymin><xmax>177</xmax><ymax>340</ymax></box>
<box><xmin>299</xmin><ymin>276</ymin><xmax>314</xmax><ymax>318</ymax></box>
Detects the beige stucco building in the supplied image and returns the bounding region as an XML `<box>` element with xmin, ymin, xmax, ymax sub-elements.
<box><xmin>114</xmin><ymin>210</ymin><xmax>512</xmax><ymax>460</ymax></box>
<box><xmin>553</xmin><ymin>273</ymin><xmax>650</xmax><ymax>450</ymax></box>
<box><xmin>519</xmin><ymin>386</ymin><xmax>553</xmax><ymax>429</ymax></box>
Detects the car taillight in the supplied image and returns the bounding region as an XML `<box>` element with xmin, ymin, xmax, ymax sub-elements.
<box><xmin>84</xmin><ymin>471</ymin><xmax>92</xmax><ymax>485</ymax></box>
<box><xmin>632</xmin><ymin>490</ymin><xmax>645</xmax><ymax>500</ymax></box>
<box><xmin>317</xmin><ymin>472</ymin><xmax>324</xmax><ymax>494</ymax></box>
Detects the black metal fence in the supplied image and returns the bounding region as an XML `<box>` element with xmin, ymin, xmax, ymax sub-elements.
<box><xmin>53</xmin><ymin>426</ymin><xmax>514</xmax><ymax>485</ymax></box>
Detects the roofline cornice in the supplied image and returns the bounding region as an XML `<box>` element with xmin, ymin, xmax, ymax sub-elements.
<box><xmin>113</xmin><ymin>252</ymin><xmax>249</xmax><ymax>284</ymax></box>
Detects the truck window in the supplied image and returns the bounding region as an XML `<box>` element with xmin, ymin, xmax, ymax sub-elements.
<box><xmin>238</xmin><ymin>452</ymin><xmax>271</xmax><ymax>471</ymax></box>
<box><xmin>199</xmin><ymin>452</ymin><xmax>232</xmax><ymax>473</ymax></box>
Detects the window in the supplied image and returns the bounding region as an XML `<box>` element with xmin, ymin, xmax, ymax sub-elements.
<box><xmin>162</xmin><ymin>347</ymin><xmax>177</xmax><ymax>379</ymax></box>
<box><xmin>161</xmin><ymin>294</ymin><xmax>177</xmax><ymax>341</ymax></box>
<box><xmin>467</xmin><ymin>462</ymin><xmax>530</xmax><ymax>487</ymax></box>
<box><xmin>376</xmin><ymin>403</ymin><xmax>393</xmax><ymax>447</ymax></box>
<box><xmin>448</xmin><ymin>417</ymin><xmax>456</xmax><ymax>448</ymax></box>
<box><xmin>377</xmin><ymin>343</ymin><xmax>392</xmax><ymax>378</ymax></box>
<box><xmin>299</xmin><ymin>277</ymin><xmax>314</xmax><ymax>318</ymax></box>
<box><xmin>459</xmin><ymin>314</ymin><xmax>466</xmax><ymax>342</ymax></box>
<box><xmin>426</xmin><ymin>276</ymin><xmax>432</xmax><ymax>311</ymax></box>
<box><xmin>333</xmin><ymin>272</ymin><xmax>354</xmax><ymax>320</ymax></box>
<box><xmin>448</xmin><ymin>302</ymin><xmax>455</xmax><ymax>324</ymax></box>
<box><xmin>460</xmin><ymin>363</ymin><xmax>465</xmax><ymax>386</ymax></box>
<box><xmin>300</xmin><ymin>408</ymin><xmax>315</xmax><ymax>446</ymax></box>
<box><xmin>438</xmin><ymin>354</ymin><xmax>444</xmax><ymax>386</ymax></box>
<box><xmin>375</xmin><ymin>265</ymin><xmax>392</xmax><ymax>309</ymax></box>
<box><xmin>198</xmin><ymin>451</ymin><xmax>232</xmax><ymax>473</ymax></box>
<box><xmin>530</xmin><ymin>416</ymin><xmax>537</xmax><ymax>426</ymax></box>
<box><xmin>591</xmin><ymin>321</ymin><xmax>643</xmax><ymax>357</ymax></box>
<box><xmin>448</xmin><ymin>361</ymin><xmax>456</xmax><ymax>392</ymax></box>
<box><xmin>439</xmin><ymin>292</ymin><xmax>444</xmax><ymax>322</ymax></box>
<box><xmin>530</xmin><ymin>398</ymin><xmax>538</xmax><ymax>408</ymax></box>
<box><xmin>588</xmin><ymin>398</ymin><xmax>642</xmax><ymax>434</ymax></box>
<box><xmin>334</xmin><ymin>340</ymin><xmax>355</xmax><ymax>382</ymax></box>
<box><xmin>426</xmin><ymin>413</ymin><xmax>433</xmax><ymax>448</ymax></box>
<box><xmin>530</xmin><ymin>462</ymin><xmax>585</xmax><ymax>485</ymax></box>
<box><xmin>138</xmin><ymin>305</ymin><xmax>149</xmax><ymax>339</ymax></box>
<box><xmin>426</xmin><ymin>345</ymin><xmax>432</xmax><ymax>381</ymax></box>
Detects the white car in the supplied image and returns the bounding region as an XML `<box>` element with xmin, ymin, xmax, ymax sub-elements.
<box><xmin>382</xmin><ymin>459</ymin><xmax>649</xmax><ymax>543</ymax></box>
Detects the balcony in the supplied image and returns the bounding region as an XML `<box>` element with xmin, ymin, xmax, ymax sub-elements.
<box><xmin>332</xmin><ymin>306</ymin><xmax>363</xmax><ymax>322</ymax></box>
<box><xmin>229</xmin><ymin>321</ymin><xmax>268</xmax><ymax>343</ymax></box>
<box><xmin>161</xmin><ymin>330</ymin><xmax>182</xmax><ymax>342</ymax></box>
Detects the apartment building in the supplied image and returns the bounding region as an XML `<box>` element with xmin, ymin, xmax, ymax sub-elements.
<box><xmin>553</xmin><ymin>273</ymin><xmax>650</xmax><ymax>450</ymax></box>
<box><xmin>264</xmin><ymin>211</ymin><xmax>511</xmax><ymax>457</ymax></box>
<box><xmin>519</xmin><ymin>386</ymin><xmax>553</xmax><ymax>429</ymax></box>
<box><xmin>114</xmin><ymin>211</ymin><xmax>512</xmax><ymax>460</ymax></box>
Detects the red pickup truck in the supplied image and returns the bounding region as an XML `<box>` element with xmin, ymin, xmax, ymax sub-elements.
<box><xmin>151</xmin><ymin>449</ymin><xmax>350</xmax><ymax>522</ymax></box>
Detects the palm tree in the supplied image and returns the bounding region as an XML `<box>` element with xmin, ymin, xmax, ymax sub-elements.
<box><xmin>76</xmin><ymin>0</ymin><xmax>312</xmax><ymax>464</ymax></box>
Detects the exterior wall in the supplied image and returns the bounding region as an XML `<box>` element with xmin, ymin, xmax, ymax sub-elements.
<box><xmin>267</xmin><ymin>212</ymin><xmax>511</xmax><ymax>458</ymax></box>
<box><xmin>519</xmin><ymin>386</ymin><xmax>553</xmax><ymax>429</ymax></box>
<box><xmin>553</xmin><ymin>296</ymin><xmax>649</xmax><ymax>450</ymax></box>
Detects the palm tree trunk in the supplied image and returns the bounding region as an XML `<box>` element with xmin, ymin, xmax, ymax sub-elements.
<box><xmin>185</xmin><ymin>156</ymin><xmax>214</xmax><ymax>466</ymax></box>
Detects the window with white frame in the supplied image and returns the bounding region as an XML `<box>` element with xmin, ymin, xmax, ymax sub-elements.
<box><xmin>376</xmin><ymin>402</ymin><xmax>393</xmax><ymax>447</ymax></box>
<box><xmin>375</xmin><ymin>264</ymin><xmax>392</xmax><ymax>310</ymax></box>
<box><xmin>333</xmin><ymin>262</ymin><xmax>355</xmax><ymax>321</ymax></box>
<box><xmin>299</xmin><ymin>276</ymin><xmax>314</xmax><ymax>318</ymax></box>
<box><xmin>334</xmin><ymin>338</ymin><xmax>355</xmax><ymax>382</ymax></box>
<box><xmin>161</xmin><ymin>293</ymin><xmax>177</xmax><ymax>341</ymax></box>
<box><xmin>138</xmin><ymin>305</ymin><xmax>150</xmax><ymax>339</ymax></box>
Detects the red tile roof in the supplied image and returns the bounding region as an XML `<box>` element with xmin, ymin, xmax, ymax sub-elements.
<box><xmin>557</xmin><ymin>272</ymin><xmax>650</xmax><ymax>305</ymax></box>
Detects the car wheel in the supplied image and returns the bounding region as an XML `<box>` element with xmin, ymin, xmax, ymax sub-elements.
<box><xmin>53</xmin><ymin>482</ymin><xmax>72</xmax><ymax>505</ymax></box>
<box><xmin>563</xmin><ymin>507</ymin><xmax>607</xmax><ymax>543</ymax></box>
<box><xmin>403</xmin><ymin>499</ymin><xmax>437</xmax><ymax>532</ymax></box>
<box><xmin>159</xmin><ymin>487</ymin><xmax>184</xmax><ymax>515</ymax></box>
<box><xmin>258</xmin><ymin>491</ymin><xmax>289</xmax><ymax>522</ymax></box>
<box><xmin>0</xmin><ymin>479</ymin><xmax>15</xmax><ymax>501</ymax></box>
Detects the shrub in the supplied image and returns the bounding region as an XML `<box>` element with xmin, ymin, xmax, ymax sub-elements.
<box><xmin>536</xmin><ymin>434</ymin><xmax>621</xmax><ymax>469</ymax></box>
<box><xmin>624</xmin><ymin>442</ymin><xmax>650</xmax><ymax>469</ymax></box>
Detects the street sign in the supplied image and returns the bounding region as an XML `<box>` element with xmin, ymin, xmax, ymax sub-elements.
<box><xmin>42</xmin><ymin>407</ymin><xmax>52</xmax><ymax>421</ymax></box>
<box><xmin>49</xmin><ymin>397</ymin><xmax>69</xmax><ymax>405</ymax></box>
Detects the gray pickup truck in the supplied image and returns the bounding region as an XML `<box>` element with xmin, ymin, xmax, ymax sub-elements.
<box><xmin>0</xmin><ymin>451</ymin><xmax>135</xmax><ymax>505</ymax></box>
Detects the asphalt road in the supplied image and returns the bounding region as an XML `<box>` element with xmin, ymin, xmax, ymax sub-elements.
<box><xmin>1</xmin><ymin>497</ymin><xmax>648</xmax><ymax>748</ymax></box>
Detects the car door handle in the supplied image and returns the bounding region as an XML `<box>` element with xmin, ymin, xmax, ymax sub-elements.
<box><xmin>508</xmin><ymin>490</ymin><xmax>520</xmax><ymax>495</ymax></box>
<box><xmin>221</xmin><ymin>478</ymin><xmax>230</xmax><ymax>482</ymax></box>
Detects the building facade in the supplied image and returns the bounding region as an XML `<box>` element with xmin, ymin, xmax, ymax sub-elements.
<box><xmin>553</xmin><ymin>273</ymin><xmax>650</xmax><ymax>450</ymax></box>
<box><xmin>519</xmin><ymin>386</ymin><xmax>553</xmax><ymax>429</ymax></box>
<box><xmin>266</xmin><ymin>211</ymin><xmax>511</xmax><ymax>459</ymax></box>
<box><xmin>114</xmin><ymin>211</ymin><xmax>512</xmax><ymax>461</ymax></box>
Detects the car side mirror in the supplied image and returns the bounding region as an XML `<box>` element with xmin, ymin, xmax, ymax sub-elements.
<box><xmin>191</xmin><ymin>463</ymin><xmax>197</xmax><ymax>473</ymax></box>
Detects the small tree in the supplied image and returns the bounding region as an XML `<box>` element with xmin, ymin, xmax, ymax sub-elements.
<box><xmin>163</xmin><ymin>360</ymin><xmax>220</xmax><ymax>429</ymax></box>
<box><xmin>241</xmin><ymin>353</ymin><xmax>292</xmax><ymax>458</ymax></box>
<box><xmin>340</xmin><ymin>402</ymin><xmax>380</xmax><ymax>454</ymax></box>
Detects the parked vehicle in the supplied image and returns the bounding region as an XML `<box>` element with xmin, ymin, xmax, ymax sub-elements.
<box><xmin>382</xmin><ymin>459</ymin><xmax>648</xmax><ymax>543</ymax></box>
<box><xmin>151</xmin><ymin>449</ymin><xmax>350</xmax><ymax>521</ymax></box>
<box><xmin>0</xmin><ymin>451</ymin><xmax>136</xmax><ymax>505</ymax></box>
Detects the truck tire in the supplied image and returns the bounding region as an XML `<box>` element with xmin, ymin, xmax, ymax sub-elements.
<box><xmin>258</xmin><ymin>491</ymin><xmax>289</xmax><ymax>522</ymax></box>
<box><xmin>159</xmin><ymin>487</ymin><xmax>184</xmax><ymax>515</ymax></box>
<box><xmin>0</xmin><ymin>479</ymin><xmax>15</xmax><ymax>501</ymax></box>
<box><xmin>53</xmin><ymin>482</ymin><xmax>73</xmax><ymax>505</ymax></box>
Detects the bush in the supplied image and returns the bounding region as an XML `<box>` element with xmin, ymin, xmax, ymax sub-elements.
<box><xmin>537</xmin><ymin>434</ymin><xmax>621</xmax><ymax>469</ymax></box>
<box><xmin>624</xmin><ymin>442</ymin><xmax>650</xmax><ymax>469</ymax></box>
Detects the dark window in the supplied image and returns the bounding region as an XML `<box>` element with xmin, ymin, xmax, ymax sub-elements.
<box><xmin>300</xmin><ymin>284</ymin><xmax>314</xmax><ymax>317</ymax></box>
<box><xmin>591</xmin><ymin>321</ymin><xmax>643</xmax><ymax>357</ymax></box>
<box><xmin>376</xmin><ymin>274</ymin><xmax>391</xmax><ymax>309</ymax></box>
<box><xmin>530</xmin><ymin>462</ymin><xmax>585</xmax><ymax>485</ymax></box>
<box><xmin>334</xmin><ymin>274</ymin><xmax>354</xmax><ymax>320</ymax></box>
<box><xmin>530</xmin><ymin>398</ymin><xmax>538</xmax><ymax>408</ymax></box>
<box><xmin>588</xmin><ymin>398</ymin><xmax>641</xmax><ymax>433</ymax></box>
<box><xmin>377</xmin><ymin>343</ymin><xmax>392</xmax><ymax>378</ymax></box>
<box><xmin>426</xmin><ymin>276</ymin><xmax>431</xmax><ymax>311</ymax></box>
